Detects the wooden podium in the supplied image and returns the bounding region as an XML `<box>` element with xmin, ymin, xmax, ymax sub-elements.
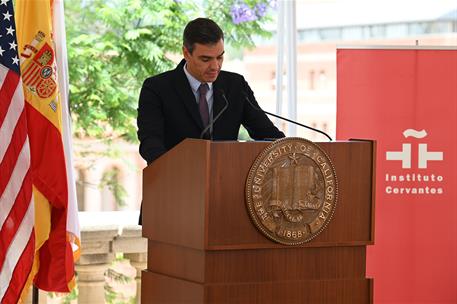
<box><xmin>142</xmin><ymin>139</ymin><xmax>376</xmax><ymax>303</ymax></box>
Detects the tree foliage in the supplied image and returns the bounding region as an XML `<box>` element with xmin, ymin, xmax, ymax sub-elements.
<box><xmin>65</xmin><ymin>0</ymin><xmax>275</xmax><ymax>141</ymax></box>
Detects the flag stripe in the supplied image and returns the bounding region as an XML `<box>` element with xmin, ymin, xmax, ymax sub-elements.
<box><xmin>28</xmin><ymin>73</ymin><xmax>41</xmax><ymax>87</ymax></box>
<box><xmin>23</xmin><ymin>67</ymin><xmax>40</xmax><ymax>86</ymax></box>
<box><xmin>0</xmin><ymin>64</ymin><xmax>8</xmax><ymax>83</ymax></box>
<box><xmin>23</xmin><ymin>64</ymin><xmax>41</xmax><ymax>86</ymax></box>
<box><xmin>21</xmin><ymin>63</ymin><xmax>38</xmax><ymax>83</ymax></box>
<box><xmin>0</xmin><ymin>169</ymin><xmax>32</xmax><ymax>271</ymax></box>
<box><xmin>0</xmin><ymin>110</ymin><xmax>27</xmax><ymax>197</ymax></box>
<box><xmin>0</xmin><ymin>77</ymin><xmax>24</xmax><ymax>163</ymax></box>
<box><xmin>22</xmin><ymin>61</ymin><xmax>39</xmax><ymax>79</ymax></box>
<box><xmin>0</xmin><ymin>198</ymin><xmax>34</xmax><ymax>301</ymax></box>
<box><xmin>0</xmin><ymin>68</ymin><xmax>20</xmax><ymax>135</ymax></box>
<box><xmin>0</xmin><ymin>66</ymin><xmax>9</xmax><ymax>101</ymax></box>
<box><xmin>0</xmin><ymin>137</ymin><xmax>31</xmax><ymax>228</ymax></box>
<box><xmin>0</xmin><ymin>233</ymin><xmax>34</xmax><ymax>304</ymax></box>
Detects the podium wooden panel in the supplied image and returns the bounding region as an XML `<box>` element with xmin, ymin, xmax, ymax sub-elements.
<box><xmin>142</xmin><ymin>139</ymin><xmax>375</xmax><ymax>303</ymax></box>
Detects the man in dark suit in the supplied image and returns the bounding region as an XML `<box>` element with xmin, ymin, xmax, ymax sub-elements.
<box><xmin>137</xmin><ymin>17</ymin><xmax>285</xmax><ymax>165</ymax></box>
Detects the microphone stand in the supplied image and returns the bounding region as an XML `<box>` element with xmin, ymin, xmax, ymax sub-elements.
<box><xmin>245</xmin><ymin>96</ymin><xmax>333</xmax><ymax>141</ymax></box>
<box><xmin>200</xmin><ymin>91</ymin><xmax>229</xmax><ymax>139</ymax></box>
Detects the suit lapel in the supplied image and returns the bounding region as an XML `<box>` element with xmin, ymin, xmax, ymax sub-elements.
<box><xmin>173</xmin><ymin>60</ymin><xmax>204</xmax><ymax>130</ymax></box>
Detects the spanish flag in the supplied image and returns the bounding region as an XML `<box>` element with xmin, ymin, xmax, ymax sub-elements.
<box><xmin>15</xmin><ymin>0</ymin><xmax>80</xmax><ymax>296</ymax></box>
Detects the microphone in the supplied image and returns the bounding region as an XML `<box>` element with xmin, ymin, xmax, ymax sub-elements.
<box><xmin>200</xmin><ymin>89</ymin><xmax>229</xmax><ymax>139</ymax></box>
<box><xmin>244</xmin><ymin>95</ymin><xmax>333</xmax><ymax>141</ymax></box>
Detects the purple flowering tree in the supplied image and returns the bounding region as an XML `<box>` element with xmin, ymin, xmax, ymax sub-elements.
<box><xmin>204</xmin><ymin>0</ymin><xmax>276</xmax><ymax>49</ymax></box>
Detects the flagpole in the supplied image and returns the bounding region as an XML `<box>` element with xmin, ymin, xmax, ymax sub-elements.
<box><xmin>32</xmin><ymin>286</ymin><xmax>38</xmax><ymax>304</ymax></box>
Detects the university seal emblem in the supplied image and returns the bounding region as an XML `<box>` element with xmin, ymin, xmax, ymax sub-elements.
<box><xmin>245</xmin><ymin>138</ymin><xmax>338</xmax><ymax>245</ymax></box>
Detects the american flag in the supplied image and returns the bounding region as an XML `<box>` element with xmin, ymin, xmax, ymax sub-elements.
<box><xmin>0</xmin><ymin>0</ymin><xmax>35</xmax><ymax>303</ymax></box>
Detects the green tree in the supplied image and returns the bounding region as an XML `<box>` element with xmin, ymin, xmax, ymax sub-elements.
<box><xmin>65</xmin><ymin>0</ymin><xmax>275</xmax><ymax>141</ymax></box>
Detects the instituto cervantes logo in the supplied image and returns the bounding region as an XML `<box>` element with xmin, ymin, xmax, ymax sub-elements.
<box><xmin>245</xmin><ymin>138</ymin><xmax>337</xmax><ymax>245</ymax></box>
<box><xmin>385</xmin><ymin>129</ymin><xmax>444</xmax><ymax>195</ymax></box>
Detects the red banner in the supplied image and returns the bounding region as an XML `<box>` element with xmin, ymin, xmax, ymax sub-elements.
<box><xmin>336</xmin><ymin>48</ymin><xmax>457</xmax><ymax>303</ymax></box>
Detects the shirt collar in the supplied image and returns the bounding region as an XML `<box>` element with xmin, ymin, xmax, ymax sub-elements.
<box><xmin>183</xmin><ymin>62</ymin><xmax>213</xmax><ymax>93</ymax></box>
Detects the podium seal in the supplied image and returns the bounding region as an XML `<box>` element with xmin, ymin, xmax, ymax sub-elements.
<box><xmin>245</xmin><ymin>138</ymin><xmax>338</xmax><ymax>245</ymax></box>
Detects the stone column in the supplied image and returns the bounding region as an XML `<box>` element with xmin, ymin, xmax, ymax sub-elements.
<box><xmin>76</xmin><ymin>226</ymin><xmax>118</xmax><ymax>304</ymax></box>
<box><xmin>113</xmin><ymin>226</ymin><xmax>147</xmax><ymax>303</ymax></box>
<box><xmin>123</xmin><ymin>252</ymin><xmax>147</xmax><ymax>304</ymax></box>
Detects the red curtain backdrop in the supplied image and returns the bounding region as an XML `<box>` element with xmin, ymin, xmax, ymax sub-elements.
<box><xmin>336</xmin><ymin>48</ymin><xmax>457</xmax><ymax>303</ymax></box>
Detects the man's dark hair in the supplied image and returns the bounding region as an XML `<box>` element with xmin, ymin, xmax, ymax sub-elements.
<box><xmin>183</xmin><ymin>18</ymin><xmax>224</xmax><ymax>54</ymax></box>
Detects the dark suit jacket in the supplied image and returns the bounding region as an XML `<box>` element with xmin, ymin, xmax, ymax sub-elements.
<box><xmin>137</xmin><ymin>59</ymin><xmax>285</xmax><ymax>164</ymax></box>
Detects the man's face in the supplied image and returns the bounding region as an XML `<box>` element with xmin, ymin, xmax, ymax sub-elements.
<box><xmin>183</xmin><ymin>39</ymin><xmax>224</xmax><ymax>83</ymax></box>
